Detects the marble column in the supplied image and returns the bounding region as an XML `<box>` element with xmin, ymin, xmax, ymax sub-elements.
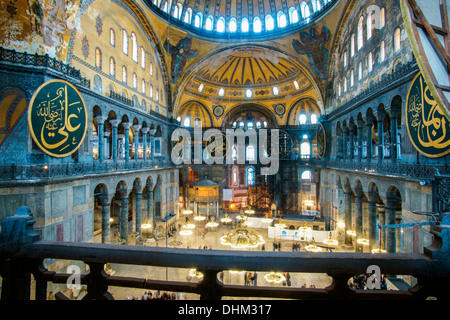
<box><xmin>110</xmin><ymin>119</ymin><xmax>120</xmax><ymax>163</ymax></box>
<box><xmin>98</xmin><ymin>194</ymin><xmax>111</xmax><ymax>244</ymax></box>
<box><xmin>133</xmin><ymin>124</ymin><xmax>141</xmax><ymax>161</ymax></box>
<box><xmin>377</xmin><ymin>112</ymin><xmax>385</xmax><ymax>164</ymax></box>
<box><xmin>343</xmin><ymin>126</ymin><xmax>349</xmax><ymax>160</ymax></box>
<box><xmin>104</xmin><ymin>131</ymin><xmax>111</xmax><ymax>160</ymax></box>
<box><xmin>377</xmin><ymin>204</ymin><xmax>386</xmax><ymax>250</ymax></box>
<box><xmin>135</xmin><ymin>184</ymin><xmax>143</xmax><ymax>236</ymax></box>
<box><xmin>357</xmin><ymin>119</ymin><xmax>364</xmax><ymax>162</ymax></box>
<box><xmin>344</xmin><ymin>190</ymin><xmax>353</xmax><ymax>245</ymax></box>
<box><xmin>123</xmin><ymin>123</ymin><xmax>131</xmax><ymax>163</ymax></box>
<box><xmin>349</xmin><ymin>123</ymin><xmax>355</xmax><ymax>161</ymax></box>
<box><xmin>354</xmin><ymin>190</ymin><xmax>363</xmax><ymax>252</ymax></box>
<box><xmin>119</xmin><ymin>186</ymin><xmax>129</xmax><ymax>244</ymax></box>
<box><xmin>367</xmin><ymin>192</ymin><xmax>378</xmax><ymax>252</ymax></box>
<box><xmin>142</xmin><ymin>127</ymin><xmax>149</xmax><ymax>161</ymax></box>
<box><xmin>385</xmin><ymin>199</ymin><xmax>397</xmax><ymax>253</ymax></box>
<box><xmin>337</xmin><ymin>128</ymin><xmax>343</xmax><ymax>160</ymax></box>
<box><xmin>150</xmin><ymin>129</ymin><xmax>156</xmax><ymax>161</ymax></box>
<box><xmin>366</xmin><ymin>116</ymin><xmax>373</xmax><ymax>163</ymax></box>
<box><xmin>147</xmin><ymin>187</ymin><xmax>154</xmax><ymax>231</ymax></box>
<box><xmin>390</xmin><ymin>111</ymin><xmax>399</xmax><ymax>163</ymax></box>
<box><xmin>95</xmin><ymin>116</ymin><xmax>106</xmax><ymax>163</ymax></box>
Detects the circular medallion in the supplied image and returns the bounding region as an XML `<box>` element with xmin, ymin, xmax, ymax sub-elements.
<box><xmin>213</xmin><ymin>105</ymin><xmax>224</xmax><ymax>117</ymax></box>
<box><xmin>28</xmin><ymin>80</ymin><xmax>88</xmax><ymax>158</ymax></box>
<box><xmin>274</xmin><ymin>104</ymin><xmax>286</xmax><ymax>116</ymax></box>
<box><xmin>406</xmin><ymin>73</ymin><xmax>450</xmax><ymax>158</ymax></box>
<box><xmin>316</xmin><ymin>123</ymin><xmax>327</xmax><ymax>159</ymax></box>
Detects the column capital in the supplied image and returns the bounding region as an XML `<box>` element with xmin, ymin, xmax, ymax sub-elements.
<box><xmin>142</xmin><ymin>127</ymin><xmax>150</xmax><ymax>134</ymax></box>
<box><xmin>98</xmin><ymin>194</ymin><xmax>111</xmax><ymax>207</ymax></box>
<box><xmin>122</xmin><ymin>122</ymin><xmax>131</xmax><ymax>130</ymax></box>
<box><xmin>149</xmin><ymin>129</ymin><xmax>156</xmax><ymax>135</ymax></box>
<box><xmin>377</xmin><ymin>111</ymin><xmax>386</xmax><ymax>122</ymax></box>
<box><xmin>104</xmin><ymin>131</ymin><xmax>111</xmax><ymax>137</ymax></box>
<box><xmin>109</xmin><ymin>119</ymin><xmax>120</xmax><ymax>127</ymax></box>
<box><xmin>132</xmin><ymin>124</ymin><xmax>141</xmax><ymax>132</ymax></box>
<box><xmin>95</xmin><ymin>115</ymin><xmax>107</xmax><ymax>124</ymax></box>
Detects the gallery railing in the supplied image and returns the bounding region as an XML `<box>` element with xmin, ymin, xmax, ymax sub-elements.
<box><xmin>0</xmin><ymin>159</ymin><xmax>173</xmax><ymax>181</ymax></box>
<box><xmin>0</xmin><ymin>207</ymin><xmax>449</xmax><ymax>300</ymax></box>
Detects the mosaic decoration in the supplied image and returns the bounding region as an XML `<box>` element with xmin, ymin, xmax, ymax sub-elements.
<box><xmin>28</xmin><ymin>80</ymin><xmax>88</xmax><ymax>157</ymax></box>
<box><xmin>406</xmin><ymin>72</ymin><xmax>450</xmax><ymax>158</ymax></box>
<box><xmin>292</xmin><ymin>26</ymin><xmax>330</xmax><ymax>81</ymax></box>
<box><xmin>95</xmin><ymin>15</ymin><xmax>103</xmax><ymax>37</ymax></box>
<box><xmin>164</xmin><ymin>36</ymin><xmax>198</xmax><ymax>84</ymax></box>
<box><xmin>316</xmin><ymin>122</ymin><xmax>327</xmax><ymax>159</ymax></box>
<box><xmin>81</xmin><ymin>35</ymin><xmax>89</xmax><ymax>59</ymax></box>
<box><xmin>0</xmin><ymin>88</ymin><xmax>27</xmax><ymax>148</ymax></box>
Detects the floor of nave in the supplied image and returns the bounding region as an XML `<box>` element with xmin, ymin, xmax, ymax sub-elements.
<box><xmin>87</xmin><ymin>223</ymin><xmax>355</xmax><ymax>300</ymax></box>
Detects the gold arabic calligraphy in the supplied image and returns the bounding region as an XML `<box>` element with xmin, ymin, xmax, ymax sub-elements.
<box><xmin>408</xmin><ymin>76</ymin><xmax>450</xmax><ymax>150</ymax></box>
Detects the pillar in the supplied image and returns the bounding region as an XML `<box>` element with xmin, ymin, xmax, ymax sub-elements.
<box><xmin>367</xmin><ymin>192</ymin><xmax>378</xmax><ymax>252</ymax></box>
<box><xmin>123</xmin><ymin>123</ymin><xmax>131</xmax><ymax>163</ymax></box>
<box><xmin>98</xmin><ymin>194</ymin><xmax>111</xmax><ymax>244</ymax></box>
<box><xmin>337</xmin><ymin>128</ymin><xmax>343</xmax><ymax>160</ymax></box>
<box><xmin>150</xmin><ymin>129</ymin><xmax>156</xmax><ymax>160</ymax></box>
<box><xmin>377</xmin><ymin>112</ymin><xmax>384</xmax><ymax>164</ymax></box>
<box><xmin>104</xmin><ymin>131</ymin><xmax>111</xmax><ymax>160</ymax></box>
<box><xmin>110</xmin><ymin>119</ymin><xmax>120</xmax><ymax>163</ymax></box>
<box><xmin>377</xmin><ymin>204</ymin><xmax>386</xmax><ymax>250</ymax></box>
<box><xmin>147</xmin><ymin>187</ymin><xmax>154</xmax><ymax>230</ymax></box>
<box><xmin>390</xmin><ymin>111</ymin><xmax>399</xmax><ymax>163</ymax></box>
<box><xmin>366</xmin><ymin>117</ymin><xmax>373</xmax><ymax>163</ymax></box>
<box><xmin>95</xmin><ymin>116</ymin><xmax>106</xmax><ymax>163</ymax></box>
<box><xmin>349</xmin><ymin>123</ymin><xmax>355</xmax><ymax>161</ymax></box>
<box><xmin>357</xmin><ymin>120</ymin><xmax>364</xmax><ymax>162</ymax></box>
<box><xmin>354</xmin><ymin>190</ymin><xmax>363</xmax><ymax>252</ymax></box>
<box><xmin>385</xmin><ymin>199</ymin><xmax>397</xmax><ymax>253</ymax></box>
<box><xmin>344</xmin><ymin>190</ymin><xmax>353</xmax><ymax>245</ymax></box>
<box><xmin>135</xmin><ymin>184</ymin><xmax>143</xmax><ymax>236</ymax></box>
<box><xmin>133</xmin><ymin>124</ymin><xmax>141</xmax><ymax>161</ymax></box>
<box><xmin>119</xmin><ymin>186</ymin><xmax>129</xmax><ymax>244</ymax></box>
<box><xmin>343</xmin><ymin>126</ymin><xmax>349</xmax><ymax>160</ymax></box>
<box><xmin>142</xmin><ymin>128</ymin><xmax>149</xmax><ymax>161</ymax></box>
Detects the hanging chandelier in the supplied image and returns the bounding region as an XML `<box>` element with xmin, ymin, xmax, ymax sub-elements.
<box><xmin>220</xmin><ymin>213</ymin><xmax>232</xmax><ymax>223</ymax></box>
<box><xmin>168</xmin><ymin>235</ymin><xmax>182</xmax><ymax>247</ymax></box>
<box><xmin>371</xmin><ymin>248</ymin><xmax>387</xmax><ymax>254</ymax></box>
<box><xmin>264</xmin><ymin>272</ymin><xmax>286</xmax><ymax>284</ymax></box>
<box><xmin>274</xmin><ymin>218</ymin><xmax>286</xmax><ymax>229</ymax></box>
<box><xmin>356</xmin><ymin>231</ymin><xmax>370</xmax><ymax>246</ymax></box>
<box><xmin>244</xmin><ymin>209</ymin><xmax>255</xmax><ymax>215</ymax></box>
<box><xmin>220</xmin><ymin>219</ymin><xmax>265</xmax><ymax>249</ymax></box>
<box><xmin>261</xmin><ymin>214</ymin><xmax>273</xmax><ymax>224</ymax></box>
<box><xmin>189</xmin><ymin>269</ymin><xmax>204</xmax><ymax>280</ymax></box>
<box><xmin>305</xmin><ymin>238</ymin><xmax>322</xmax><ymax>252</ymax></box>
<box><xmin>298</xmin><ymin>223</ymin><xmax>312</xmax><ymax>236</ymax></box>
<box><xmin>193</xmin><ymin>215</ymin><xmax>206</xmax><ymax>221</ymax></box>
<box><xmin>322</xmin><ymin>232</ymin><xmax>338</xmax><ymax>246</ymax></box>
<box><xmin>182</xmin><ymin>209</ymin><xmax>193</xmax><ymax>215</ymax></box>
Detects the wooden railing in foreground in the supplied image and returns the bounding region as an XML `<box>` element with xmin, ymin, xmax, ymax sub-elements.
<box><xmin>0</xmin><ymin>207</ymin><xmax>449</xmax><ymax>300</ymax></box>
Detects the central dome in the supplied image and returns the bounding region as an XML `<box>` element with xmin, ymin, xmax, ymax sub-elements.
<box><xmin>145</xmin><ymin>0</ymin><xmax>338</xmax><ymax>40</ymax></box>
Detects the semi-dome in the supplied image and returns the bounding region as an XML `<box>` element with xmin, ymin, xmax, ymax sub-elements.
<box><xmin>144</xmin><ymin>0</ymin><xmax>339</xmax><ymax>40</ymax></box>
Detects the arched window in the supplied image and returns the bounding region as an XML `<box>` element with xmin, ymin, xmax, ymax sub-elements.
<box><xmin>380</xmin><ymin>8</ymin><xmax>385</xmax><ymax>28</ymax></box>
<box><xmin>232</xmin><ymin>166</ymin><xmax>239</xmax><ymax>186</ymax></box>
<box><xmin>343</xmin><ymin>51</ymin><xmax>347</xmax><ymax>67</ymax></box>
<box><xmin>368</xmin><ymin>52</ymin><xmax>373</xmax><ymax>72</ymax></box>
<box><xmin>95</xmin><ymin>48</ymin><xmax>102</xmax><ymax>69</ymax></box>
<box><xmin>194</xmin><ymin>12</ymin><xmax>203</xmax><ymax>28</ymax></box>
<box><xmin>293</xmin><ymin>80</ymin><xmax>300</xmax><ymax>90</ymax></box>
<box><xmin>357</xmin><ymin>16</ymin><xmax>364</xmax><ymax>50</ymax></box>
<box><xmin>131</xmin><ymin>32</ymin><xmax>138</xmax><ymax>62</ymax></box>
<box><xmin>272</xmin><ymin>87</ymin><xmax>279</xmax><ymax>95</ymax></box>
<box><xmin>142</xmin><ymin>79</ymin><xmax>146</xmax><ymax>94</ymax></box>
<box><xmin>93</xmin><ymin>75</ymin><xmax>102</xmax><ymax>93</ymax></box>
<box><xmin>217</xmin><ymin>17</ymin><xmax>225</xmax><ymax>32</ymax></box>
<box><xmin>229</xmin><ymin>17</ymin><xmax>237</xmax><ymax>32</ymax></box>
<box><xmin>301</xmin><ymin>140</ymin><xmax>311</xmax><ymax>159</ymax></box>
<box><xmin>239</xmin><ymin>121</ymin><xmax>245</xmax><ymax>129</ymax></box>
<box><xmin>246</xmin><ymin>89</ymin><xmax>252</xmax><ymax>98</ymax></box>
<box><xmin>380</xmin><ymin>41</ymin><xmax>385</xmax><ymax>62</ymax></box>
<box><xmin>184</xmin><ymin>7</ymin><xmax>192</xmax><ymax>23</ymax></box>
<box><xmin>141</xmin><ymin>47</ymin><xmax>146</xmax><ymax>69</ymax></box>
<box><xmin>110</xmin><ymin>28</ymin><xmax>115</xmax><ymax>46</ymax></box>
<box><xmin>358</xmin><ymin>62</ymin><xmax>363</xmax><ymax>80</ymax></box>
<box><xmin>183</xmin><ymin>117</ymin><xmax>191</xmax><ymax>127</ymax></box>
<box><xmin>198</xmin><ymin>83</ymin><xmax>204</xmax><ymax>93</ymax></box>
<box><xmin>301</xmin><ymin>170</ymin><xmax>312</xmax><ymax>180</ymax></box>
<box><xmin>338</xmin><ymin>82</ymin><xmax>341</xmax><ymax>96</ymax></box>
<box><xmin>289</xmin><ymin>7</ymin><xmax>299</xmax><ymax>24</ymax></box>
<box><xmin>350</xmin><ymin>34</ymin><xmax>355</xmax><ymax>57</ymax></box>
<box><xmin>312</xmin><ymin>0</ymin><xmax>321</xmax><ymax>12</ymax></box>
<box><xmin>173</xmin><ymin>3</ymin><xmax>182</xmax><ymax>19</ymax></box>
<box><xmin>109</xmin><ymin>57</ymin><xmax>116</xmax><ymax>77</ymax></box>
<box><xmin>156</xmin><ymin>89</ymin><xmax>159</xmax><ymax>101</ymax></box>
<box><xmin>277</xmin><ymin>11</ymin><xmax>287</xmax><ymax>28</ymax></box>
<box><xmin>311</xmin><ymin>114</ymin><xmax>318</xmax><ymax>124</ymax></box>
<box><xmin>122</xmin><ymin>66</ymin><xmax>127</xmax><ymax>84</ymax></box>
<box><xmin>122</xmin><ymin>29</ymin><xmax>128</xmax><ymax>55</ymax></box>
<box><xmin>256</xmin><ymin>121</ymin><xmax>262</xmax><ymax>129</ymax></box>
<box><xmin>194</xmin><ymin>118</ymin><xmax>202</xmax><ymax>127</ymax></box>
<box><xmin>241</xmin><ymin>18</ymin><xmax>249</xmax><ymax>32</ymax></box>
<box><xmin>232</xmin><ymin>122</ymin><xmax>237</xmax><ymax>129</ymax></box>
<box><xmin>162</xmin><ymin>1</ymin><xmax>168</xmax><ymax>13</ymax></box>
<box><xmin>350</xmin><ymin>70</ymin><xmax>354</xmax><ymax>87</ymax></box>
<box><xmin>218</xmin><ymin>88</ymin><xmax>225</xmax><ymax>97</ymax></box>
<box><xmin>150</xmin><ymin>84</ymin><xmax>153</xmax><ymax>98</ymax></box>
<box><xmin>205</xmin><ymin>15</ymin><xmax>213</xmax><ymax>31</ymax></box>
<box><xmin>394</xmin><ymin>28</ymin><xmax>401</xmax><ymax>52</ymax></box>
<box><xmin>344</xmin><ymin>77</ymin><xmax>347</xmax><ymax>92</ymax></box>
<box><xmin>367</xmin><ymin>12</ymin><xmax>372</xmax><ymax>40</ymax></box>
<box><xmin>299</xmin><ymin>114</ymin><xmax>307</xmax><ymax>125</ymax></box>
<box><xmin>265</xmin><ymin>14</ymin><xmax>274</xmax><ymax>31</ymax></box>
<box><xmin>150</xmin><ymin>63</ymin><xmax>153</xmax><ymax>76</ymax></box>
<box><xmin>247</xmin><ymin>122</ymin><xmax>254</xmax><ymax>130</ymax></box>
<box><xmin>253</xmin><ymin>17</ymin><xmax>262</xmax><ymax>33</ymax></box>
<box><xmin>300</xmin><ymin>2</ymin><xmax>311</xmax><ymax>19</ymax></box>
<box><xmin>133</xmin><ymin>73</ymin><xmax>137</xmax><ymax>89</ymax></box>
<box><xmin>246</xmin><ymin>166</ymin><xmax>255</xmax><ymax>186</ymax></box>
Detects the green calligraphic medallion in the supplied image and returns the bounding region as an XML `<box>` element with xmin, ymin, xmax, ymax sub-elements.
<box><xmin>406</xmin><ymin>73</ymin><xmax>450</xmax><ymax>158</ymax></box>
<box><xmin>316</xmin><ymin>122</ymin><xmax>327</xmax><ymax>159</ymax></box>
<box><xmin>28</xmin><ymin>80</ymin><xmax>87</xmax><ymax>158</ymax></box>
